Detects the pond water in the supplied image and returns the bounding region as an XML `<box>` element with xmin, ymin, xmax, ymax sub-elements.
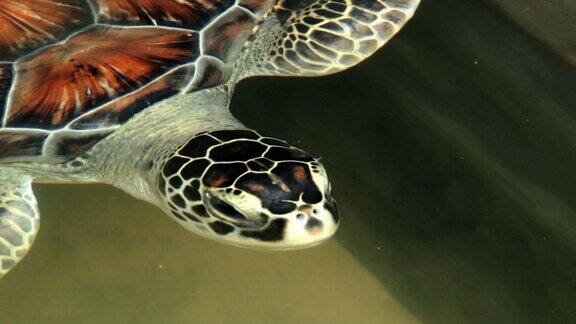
<box><xmin>1</xmin><ymin>1</ymin><xmax>575</xmax><ymax>323</ymax></box>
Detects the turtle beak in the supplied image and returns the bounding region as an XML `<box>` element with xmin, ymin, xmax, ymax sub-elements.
<box><xmin>279</xmin><ymin>199</ymin><xmax>340</xmax><ymax>249</ymax></box>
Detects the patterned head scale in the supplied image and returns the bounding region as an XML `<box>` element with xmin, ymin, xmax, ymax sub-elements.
<box><xmin>158</xmin><ymin>130</ymin><xmax>339</xmax><ymax>248</ymax></box>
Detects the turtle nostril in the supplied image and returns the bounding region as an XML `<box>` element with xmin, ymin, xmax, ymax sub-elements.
<box><xmin>296</xmin><ymin>213</ymin><xmax>305</xmax><ymax>220</ymax></box>
<box><xmin>297</xmin><ymin>204</ymin><xmax>314</xmax><ymax>213</ymax></box>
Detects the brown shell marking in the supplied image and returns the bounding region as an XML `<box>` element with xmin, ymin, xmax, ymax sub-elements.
<box><xmin>0</xmin><ymin>130</ymin><xmax>48</xmax><ymax>161</ymax></box>
<box><xmin>203</xmin><ymin>8</ymin><xmax>256</xmax><ymax>63</ymax></box>
<box><xmin>188</xmin><ymin>57</ymin><xmax>230</xmax><ymax>92</ymax></box>
<box><xmin>70</xmin><ymin>65</ymin><xmax>195</xmax><ymax>129</ymax></box>
<box><xmin>237</xmin><ymin>0</ymin><xmax>275</xmax><ymax>16</ymax></box>
<box><xmin>0</xmin><ymin>64</ymin><xmax>12</xmax><ymax>120</ymax></box>
<box><xmin>0</xmin><ymin>0</ymin><xmax>93</xmax><ymax>61</ymax></box>
<box><xmin>94</xmin><ymin>0</ymin><xmax>235</xmax><ymax>30</ymax></box>
<box><xmin>6</xmin><ymin>26</ymin><xmax>199</xmax><ymax>129</ymax></box>
<box><xmin>44</xmin><ymin>129</ymin><xmax>116</xmax><ymax>159</ymax></box>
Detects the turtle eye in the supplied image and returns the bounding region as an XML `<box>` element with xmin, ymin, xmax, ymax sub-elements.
<box><xmin>208</xmin><ymin>194</ymin><xmax>246</xmax><ymax>221</ymax></box>
<box><xmin>204</xmin><ymin>192</ymin><xmax>266</xmax><ymax>227</ymax></box>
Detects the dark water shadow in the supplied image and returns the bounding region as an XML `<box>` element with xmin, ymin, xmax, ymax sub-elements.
<box><xmin>232</xmin><ymin>1</ymin><xmax>576</xmax><ymax>323</ymax></box>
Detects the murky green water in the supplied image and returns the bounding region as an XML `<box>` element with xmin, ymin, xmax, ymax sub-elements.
<box><xmin>0</xmin><ymin>185</ymin><xmax>416</xmax><ymax>323</ymax></box>
<box><xmin>1</xmin><ymin>1</ymin><xmax>575</xmax><ymax>323</ymax></box>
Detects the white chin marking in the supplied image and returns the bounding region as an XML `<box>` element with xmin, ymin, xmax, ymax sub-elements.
<box><xmin>282</xmin><ymin>214</ymin><xmax>339</xmax><ymax>249</ymax></box>
<box><xmin>236</xmin><ymin>208</ymin><xmax>339</xmax><ymax>250</ymax></box>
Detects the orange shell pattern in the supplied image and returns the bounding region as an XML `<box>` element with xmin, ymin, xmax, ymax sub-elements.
<box><xmin>0</xmin><ymin>0</ymin><xmax>93</xmax><ymax>61</ymax></box>
<box><xmin>94</xmin><ymin>0</ymin><xmax>235</xmax><ymax>29</ymax></box>
<box><xmin>8</xmin><ymin>26</ymin><xmax>199</xmax><ymax>129</ymax></box>
<box><xmin>0</xmin><ymin>0</ymin><xmax>274</xmax><ymax>162</ymax></box>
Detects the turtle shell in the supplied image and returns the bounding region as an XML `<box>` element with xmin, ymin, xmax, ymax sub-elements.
<box><xmin>0</xmin><ymin>0</ymin><xmax>274</xmax><ymax>163</ymax></box>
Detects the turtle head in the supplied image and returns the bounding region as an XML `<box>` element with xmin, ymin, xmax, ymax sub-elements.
<box><xmin>157</xmin><ymin>129</ymin><xmax>339</xmax><ymax>249</ymax></box>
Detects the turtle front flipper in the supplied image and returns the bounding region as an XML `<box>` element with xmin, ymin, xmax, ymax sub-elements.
<box><xmin>0</xmin><ymin>171</ymin><xmax>40</xmax><ymax>278</ymax></box>
<box><xmin>244</xmin><ymin>0</ymin><xmax>420</xmax><ymax>77</ymax></box>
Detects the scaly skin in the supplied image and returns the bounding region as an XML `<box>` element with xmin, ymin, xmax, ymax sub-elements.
<box><xmin>0</xmin><ymin>170</ymin><xmax>39</xmax><ymax>278</ymax></box>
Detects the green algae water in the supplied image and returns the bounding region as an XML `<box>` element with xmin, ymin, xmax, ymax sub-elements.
<box><xmin>1</xmin><ymin>1</ymin><xmax>575</xmax><ymax>323</ymax></box>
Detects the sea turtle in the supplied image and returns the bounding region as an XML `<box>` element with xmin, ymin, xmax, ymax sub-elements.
<box><xmin>0</xmin><ymin>0</ymin><xmax>420</xmax><ymax>277</ymax></box>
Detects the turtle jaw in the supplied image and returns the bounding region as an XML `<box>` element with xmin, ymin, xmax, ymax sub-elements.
<box><xmin>208</xmin><ymin>201</ymin><xmax>340</xmax><ymax>251</ymax></box>
<box><xmin>197</xmin><ymin>181</ymin><xmax>340</xmax><ymax>250</ymax></box>
<box><xmin>271</xmin><ymin>202</ymin><xmax>340</xmax><ymax>250</ymax></box>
